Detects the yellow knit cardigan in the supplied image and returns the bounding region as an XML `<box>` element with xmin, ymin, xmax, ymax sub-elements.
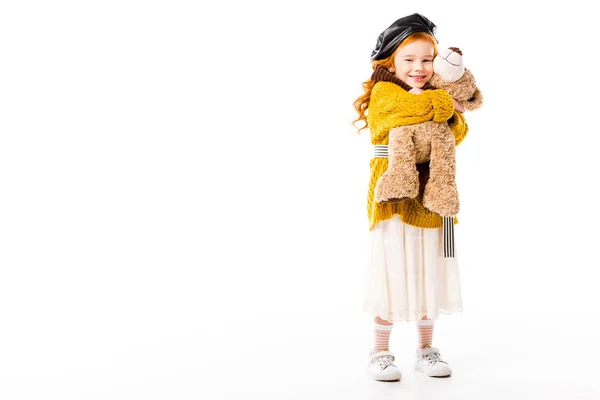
<box><xmin>366</xmin><ymin>81</ymin><xmax>469</xmax><ymax>231</ymax></box>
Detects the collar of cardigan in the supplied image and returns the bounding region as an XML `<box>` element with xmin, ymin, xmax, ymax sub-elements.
<box><xmin>370</xmin><ymin>64</ymin><xmax>434</xmax><ymax>91</ymax></box>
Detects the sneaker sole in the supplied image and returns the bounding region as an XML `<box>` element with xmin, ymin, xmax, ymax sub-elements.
<box><xmin>368</xmin><ymin>369</ymin><xmax>402</xmax><ymax>381</ymax></box>
<box><xmin>414</xmin><ymin>365</ymin><xmax>451</xmax><ymax>377</ymax></box>
<box><xmin>373</xmin><ymin>376</ymin><xmax>402</xmax><ymax>382</ymax></box>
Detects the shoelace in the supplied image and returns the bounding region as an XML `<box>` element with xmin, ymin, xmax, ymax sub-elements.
<box><xmin>424</xmin><ymin>351</ymin><xmax>446</xmax><ymax>367</ymax></box>
<box><xmin>376</xmin><ymin>355</ymin><xmax>395</xmax><ymax>370</ymax></box>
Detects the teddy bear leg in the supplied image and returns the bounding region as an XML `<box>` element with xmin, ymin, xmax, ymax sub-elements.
<box><xmin>374</xmin><ymin>126</ymin><xmax>419</xmax><ymax>203</ymax></box>
<box><xmin>422</xmin><ymin>124</ymin><xmax>460</xmax><ymax>216</ymax></box>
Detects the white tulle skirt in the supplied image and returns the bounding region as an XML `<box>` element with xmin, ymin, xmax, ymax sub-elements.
<box><xmin>363</xmin><ymin>215</ymin><xmax>463</xmax><ymax>323</ymax></box>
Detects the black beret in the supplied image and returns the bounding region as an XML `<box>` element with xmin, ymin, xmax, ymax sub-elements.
<box><xmin>370</xmin><ymin>13</ymin><xmax>437</xmax><ymax>61</ymax></box>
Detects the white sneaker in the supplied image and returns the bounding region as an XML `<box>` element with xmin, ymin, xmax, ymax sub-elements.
<box><xmin>367</xmin><ymin>350</ymin><xmax>402</xmax><ymax>381</ymax></box>
<box><xmin>414</xmin><ymin>346</ymin><xmax>452</xmax><ymax>377</ymax></box>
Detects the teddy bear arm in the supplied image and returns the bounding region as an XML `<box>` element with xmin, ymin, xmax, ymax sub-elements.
<box><xmin>461</xmin><ymin>87</ymin><xmax>483</xmax><ymax>111</ymax></box>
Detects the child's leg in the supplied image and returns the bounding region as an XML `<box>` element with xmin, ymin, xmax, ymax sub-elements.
<box><xmin>416</xmin><ymin>315</ymin><xmax>434</xmax><ymax>349</ymax></box>
<box><xmin>414</xmin><ymin>315</ymin><xmax>452</xmax><ymax>377</ymax></box>
<box><xmin>373</xmin><ymin>316</ymin><xmax>393</xmax><ymax>353</ymax></box>
<box><xmin>367</xmin><ymin>316</ymin><xmax>402</xmax><ymax>381</ymax></box>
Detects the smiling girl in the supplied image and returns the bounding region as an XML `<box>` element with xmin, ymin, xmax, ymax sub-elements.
<box><xmin>353</xmin><ymin>13</ymin><xmax>469</xmax><ymax>382</ymax></box>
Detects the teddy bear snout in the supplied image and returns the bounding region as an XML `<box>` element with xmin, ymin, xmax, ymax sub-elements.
<box><xmin>443</xmin><ymin>49</ymin><xmax>463</xmax><ymax>67</ymax></box>
<box><xmin>433</xmin><ymin>47</ymin><xmax>465</xmax><ymax>83</ymax></box>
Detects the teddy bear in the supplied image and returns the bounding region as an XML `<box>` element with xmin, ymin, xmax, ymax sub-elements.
<box><xmin>373</xmin><ymin>47</ymin><xmax>483</xmax><ymax>217</ymax></box>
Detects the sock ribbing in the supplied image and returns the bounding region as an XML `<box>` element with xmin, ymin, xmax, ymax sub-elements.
<box><xmin>374</xmin><ymin>322</ymin><xmax>393</xmax><ymax>352</ymax></box>
<box><xmin>416</xmin><ymin>319</ymin><xmax>434</xmax><ymax>349</ymax></box>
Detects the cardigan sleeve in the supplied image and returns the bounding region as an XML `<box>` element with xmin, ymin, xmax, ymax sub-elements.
<box><xmin>424</xmin><ymin>89</ymin><xmax>455</xmax><ymax>122</ymax></box>
<box><xmin>369</xmin><ymin>82</ymin><xmax>442</xmax><ymax>134</ymax></box>
<box><xmin>447</xmin><ymin>111</ymin><xmax>469</xmax><ymax>145</ymax></box>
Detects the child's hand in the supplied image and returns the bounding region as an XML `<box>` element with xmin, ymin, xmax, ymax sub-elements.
<box><xmin>409</xmin><ymin>87</ymin><xmax>424</xmax><ymax>94</ymax></box>
<box><xmin>453</xmin><ymin>98</ymin><xmax>465</xmax><ymax>113</ymax></box>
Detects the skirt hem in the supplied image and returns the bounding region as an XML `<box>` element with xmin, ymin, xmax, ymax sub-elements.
<box><xmin>363</xmin><ymin>304</ymin><xmax>463</xmax><ymax>323</ymax></box>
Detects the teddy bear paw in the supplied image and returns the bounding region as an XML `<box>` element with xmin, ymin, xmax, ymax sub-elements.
<box><xmin>374</xmin><ymin>173</ymin><xmax>419</xmax><ymax>203</ymax></box>
<box><xmin>422</xmin><ymin>180</ymin><xmax>460</xmax><ymax>216</ymax></box>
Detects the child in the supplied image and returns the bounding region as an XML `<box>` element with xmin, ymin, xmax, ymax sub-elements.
<box><xmin>353</xmin><ymin>13</ymin><xmax>469</xmax><ymax>381</ymax></box>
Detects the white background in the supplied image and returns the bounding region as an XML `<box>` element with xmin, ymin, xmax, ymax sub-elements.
<box><xmin>1</xmin><ymin>0</ymin><xmax>600</xmax><ymax>399</ymax></box>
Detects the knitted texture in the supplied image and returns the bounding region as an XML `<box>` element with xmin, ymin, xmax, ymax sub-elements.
<box><xmin>366</xmin><ymin>81</ymin><xmax>469</xmax><ymax>230</ymax></box>
<box><xmin>429</xmin><ymin>68</ymin><xmax>483</xmax><ymax>111</ymax></box>
<box><xmin>367</xmin><ymin>82</ymin><xmax>455</xmax><ymax>140</ymax></box>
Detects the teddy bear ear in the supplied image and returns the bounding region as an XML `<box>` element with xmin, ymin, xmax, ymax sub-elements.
<box><xmin>462</xmin><ymin>88</ymin><xmax>483</xmax><ymax>111</ymax></box>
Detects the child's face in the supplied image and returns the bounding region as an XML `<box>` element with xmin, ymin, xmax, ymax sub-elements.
<box><xmin>392</xmin><ymin>39</ymin><xmax>435</xmax><ymax>89</ymax></box>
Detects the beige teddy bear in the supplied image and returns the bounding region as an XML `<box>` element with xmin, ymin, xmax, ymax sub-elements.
<box><xmin>374</xmin><ymin>47</ymin><xmax>483</xmax><ymax>217</ymax></box>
